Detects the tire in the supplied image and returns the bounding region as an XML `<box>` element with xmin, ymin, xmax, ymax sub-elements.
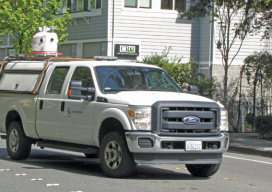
<box><xmin>6</xmin><ymin>121</ymin><xmax>32</xmax><ymax>160</ymax></box>
<box><xmin>185</xmin><ymin>164</ymin><xmax>221</xmax><ymax>177</ymax></box>
<box><xmin>99</xmin><ymin>132</ymin><xmax>136</xmax><ymax>178</ymax></box>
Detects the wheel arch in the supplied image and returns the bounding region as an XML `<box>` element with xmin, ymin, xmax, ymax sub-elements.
<box><xmin>94</xmin><ymin>108</ymin><xmax>132</xmax><ymax>146</ymax></box>
<box><xmin>2</xmin><ymin>101</ymin><xmax>39</xmax><ymax>139</ymax></box>
<box><xmin>99</xmin><ymin>118</ymin><xmax>124</xmax><ymax>145</ymax></box>
<box><xmin>5</xmin><ymin>110</ymin><xmax>22</xmax><ymax>132</ymax></box>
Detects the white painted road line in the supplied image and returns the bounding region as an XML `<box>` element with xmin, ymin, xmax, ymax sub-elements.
<box><xmin>223</xmin><ymin>155</ymin><xmax>272</xmax><ymax>165</ymax></box>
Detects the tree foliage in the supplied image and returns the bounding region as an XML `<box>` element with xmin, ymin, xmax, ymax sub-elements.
<box><xmin>141</xmin><ymin>47</ymin><xmax>217</xmax><ymax>99</ymax></box>
<box><xmin>0</xmin><ymin>0</ymin><xmax>71</xmax><ymax>53</ymax></box>
<box><xmin>180</xmin><ymin>0</ymin><xmax>270</xmax><ymax>107</ymax></box>
<box><xmin>244</xmin><ymin>51</ymin><xmax>272</xmax><ymax>83</ymax></box>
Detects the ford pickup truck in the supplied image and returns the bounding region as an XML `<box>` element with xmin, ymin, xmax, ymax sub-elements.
<box><xmin>0</xmin><ymin>54</ymin><xmax>229</xmax><ymax>178</ymax></box>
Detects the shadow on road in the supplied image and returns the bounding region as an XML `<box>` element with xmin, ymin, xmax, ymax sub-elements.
<box><xmin>0</xmin><ymin>147</ymin><xmax>209</xmax><ymax>181</ymax></box>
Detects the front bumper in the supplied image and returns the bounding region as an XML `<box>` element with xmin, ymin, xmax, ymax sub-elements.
<box><xmin>125</xmin><ymin>132</ymin><xmax>229</xmax><ymax>164</ymax></box>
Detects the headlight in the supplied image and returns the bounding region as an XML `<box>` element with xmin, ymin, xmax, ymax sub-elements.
<box><xmin>220</xmin><ymin>107</ymin><xmax>229</xmax><ymax>131</ymax></box>
<box><xmin>128</xmin><ymin>106</ymin><xmax>151</xmax><ymax>130</ymax></box>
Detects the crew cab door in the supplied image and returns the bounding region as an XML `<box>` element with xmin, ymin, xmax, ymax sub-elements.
<box><xmin>36</xmin><ymin>65</ymin><xmax>70</xmax><ymax>140</ymax></box>
<box><xmin>57</xmin><ymin>66</ymin><xmax>96</xmax><ymax>145</ymax></box>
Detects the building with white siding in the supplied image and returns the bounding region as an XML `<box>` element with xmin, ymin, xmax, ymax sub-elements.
<box><xmin>0</xmin><ymin>0</ymin><xmax>266</xmax><ymax>85</ymax></box>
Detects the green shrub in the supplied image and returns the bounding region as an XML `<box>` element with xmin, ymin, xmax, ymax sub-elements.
<box><xmin>255</xmin><ymin>116</ymin><xmax>272</xmax><ymax>139</ymax></box>
<box><xmin>245</xmin><ymin>113</ymin><xmax>254</xmax><ymax>125</ymax></box>
<box><xmin>141</xmin><ymin>47</ymin><xmax>217</xmax><ymax>98</ymax></box>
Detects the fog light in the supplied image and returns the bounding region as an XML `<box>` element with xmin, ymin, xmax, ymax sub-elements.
<box><xmin>224</xmin><ymin>138</ymin><xmax>229</xmax><ymax>148</ymax></box>
<box><xmin>138</xmin><ymin>138</ymin><xmax>153</xmax><ymax>148</ymax></box>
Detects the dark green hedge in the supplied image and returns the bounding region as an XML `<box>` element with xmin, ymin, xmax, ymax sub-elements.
<box><xmin>245</xmin><ymin>113</ymin><xmax>254</xmax><ymax>125</ymax></box>
<box><xmin>255</xmin><ymin>116</ymin><xmax>272</xmax><ymax>139</ymax></box>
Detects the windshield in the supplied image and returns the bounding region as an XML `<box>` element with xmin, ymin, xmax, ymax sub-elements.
<box><xmin>95</xmin><ymin>66</ymin><xmax>182</xmax><ymax>93</ymax></box>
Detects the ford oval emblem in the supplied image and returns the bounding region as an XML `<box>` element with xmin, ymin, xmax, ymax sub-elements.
<box><xmin>183</xmin><ymin>116</ymin><xmax>200</xmax><ymax>125</ymax></box>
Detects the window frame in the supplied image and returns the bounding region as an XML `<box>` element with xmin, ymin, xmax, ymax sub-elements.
<box><xmin>45</xmin><ymin>66</ymin><xmax>70</xmax><ymax>95</ymax></box>
<box><xmin>124</xmin><ymin>0</ymin><xmax>152</xmax><ymax>9</ymax></box>
<box><xmin>161</xmin><ymin>0</ymin><xmax>187</xmax><ymax>12</ymax></box>
<box><xmin>57</xmin><ymin>0</ymin><xmax>102</xmax><ymax>14</ymax></box>
<box><xmin>69</xmin><ymin>66</ymin><xmax>95</xmax><ymax>97</ymax></box>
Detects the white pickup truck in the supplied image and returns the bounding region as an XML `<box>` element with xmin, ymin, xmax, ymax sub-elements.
<box><xmin>0</xmin><ymin>54</ymin><xmax>229</xmax><ymax>178</ymax></box>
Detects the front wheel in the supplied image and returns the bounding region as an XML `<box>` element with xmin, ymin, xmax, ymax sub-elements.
<box><xmin>99</xmin><ymin>132</ymin><xmax>136</xmax><ymax>178</ymax></box>
<box><xmin>6</xmin><ymin>121</ymin><xmax>32</xmax><ymax>160</ymax></box>
<box><xmin>185</xmin><ymin>164</ymin><xmax>221</xmax><ymax>177</ymax></box>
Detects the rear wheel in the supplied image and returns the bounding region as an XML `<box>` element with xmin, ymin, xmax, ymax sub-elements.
<box><xmin>185</xmin><ymin>164</ymin><xmax>221</xmax><ymax>177</ymax></box>
<box><xmin>99</xmin><ymin>132</ymin><xmax>136</xmax><ymax>178</ymax></box>
<box><xmin>6</xmin><ymin>121</ymin><xmax>32</xmax><ymax>160</ymax></box>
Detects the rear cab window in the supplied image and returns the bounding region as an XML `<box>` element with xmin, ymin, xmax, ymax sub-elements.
<box><xmin>46</xmin><ymin>67</ymin><xmax>70</xmax><ymax>94</ymax></box>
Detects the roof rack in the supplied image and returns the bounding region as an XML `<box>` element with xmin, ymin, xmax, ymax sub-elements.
<box><xmin>0</xmin><ymin>55</ymin><xmax>118</xmax><ymax>95</ymax></box>
<box><xmin>94</xmin><ymin>56</ymin><xmax>117</xmax><ymax>61</ymax></box>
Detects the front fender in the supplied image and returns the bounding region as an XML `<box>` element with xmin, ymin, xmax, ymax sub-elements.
<box><xmin>93</xmin><ymin>107</ymin><xmax>132</xmax><ymax>146</ymax></box>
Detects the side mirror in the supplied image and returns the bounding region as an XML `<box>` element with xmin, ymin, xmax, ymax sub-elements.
<box><xmin>68</xmin><ymin>80</ymin><xmax>95</xmax><ymax>101</ymax></box>
<box><xmin>187</xmin><ymin>85</ymin><xmax>198</xmax><ymax>95</ymax></box>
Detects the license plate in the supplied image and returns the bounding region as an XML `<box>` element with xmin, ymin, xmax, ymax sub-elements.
<box><xmin>186</xmin><ymin>141</ymin><xmax>202</xmax><ymax>151</ymax></box>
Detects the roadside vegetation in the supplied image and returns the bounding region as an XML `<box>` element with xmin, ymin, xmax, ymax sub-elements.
<box><xmin>141</xmin><ymin>47</ymin><xmax>217</xmax><ymax>99</ymax></box>
<box><xmin>256</xmin><ymin>116</ymin><xmax>272</xmax><ymax>139</ymax></box>
<box><xmin>0</xmin><ymin>0</ymin><xmax>71</xmax><ymax>54</ymax></box>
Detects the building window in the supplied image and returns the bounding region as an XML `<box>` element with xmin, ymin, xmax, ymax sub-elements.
<box><xmin>140</xmin><ymin>0</ymin><xmax>151</xmax><ymax>8</ymax></box>
<box><xmin>124</xmin><ymin>0</ymin><xmax>151</xmax><ymax>8</ymax></box>
<box><xmin>90</xmin><ymin>0</ymin><xmax>101</xmax><ymax>9</ymax></box>
<box><xmin>57</xmin><ymin>0</ymin><xmax>101</xmax><ymax>14</ymax></box>
<box><xmin>161</xmin><ymin>0</ymin><xmax>186</xmax><ymax>12</ymax></box>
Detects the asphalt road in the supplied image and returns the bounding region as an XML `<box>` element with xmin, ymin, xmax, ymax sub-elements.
<box><xmin>0</xmin><ymin>138</ymin><xmax>272</xmax><ymax>192</ymax></box>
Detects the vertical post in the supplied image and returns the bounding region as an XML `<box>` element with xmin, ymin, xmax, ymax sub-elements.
<box><xmin>252</xmin><ymin>71</ymin><xmax>257</xmax><ymax>133</ymax></box>
<box><xmin>112</xmin><ymin>0</ymin><xmax>115</xmax><ymax>57</ymax></box>
<box><xmin>240</xmin><ymin>101</ymin><xmax>244</xmax><ymax>132</ymax></box>
<box><xmin>261</xmin><ymin>74</ymin><xmax>263</xmax><ymax>115</ymax></box>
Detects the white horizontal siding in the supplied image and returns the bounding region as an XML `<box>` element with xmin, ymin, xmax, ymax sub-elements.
<box><xmin>213</xmin><ymin>9</ymin><xmax>265</xmax><ymax>66</ymax></box>
<box><xmin>109</xmin><ymin>0</ymin><xmax>193</xmax><ymax>62</ymax></box>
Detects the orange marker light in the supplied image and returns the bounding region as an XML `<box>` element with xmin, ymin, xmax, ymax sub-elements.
<box><xmin>128</xmin><ymin>111</ymin><xmax>134</xmax><ymax>117</ymax></box>
<box><xmin>68</xmin><ymin>89</ymin><xmax>72</xmax><ymax>96</ymax></box>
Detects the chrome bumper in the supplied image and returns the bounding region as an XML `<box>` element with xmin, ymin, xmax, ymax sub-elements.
<box><xmin>125</xmin><ymin>132</ymin><xmax>229</xmax><ymax>164</ymax></box>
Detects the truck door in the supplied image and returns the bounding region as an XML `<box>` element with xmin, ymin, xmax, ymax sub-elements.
<box><xmin>57</xmin><ymin>66</ymin><xmax>95</xmax><ymax>145</ymax></box>
<box><xmin>36</xmin><ymin>66</ymin><xmax>70</xmax><ymax>140</ymax></box>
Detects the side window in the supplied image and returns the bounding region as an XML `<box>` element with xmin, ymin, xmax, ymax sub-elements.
<box><xmin>46</xmin><ymin>67</ymin><xmax>70</xmax><ymax>94</ymax></box>
<box><xmin>70</xmin><ymin>67</ymin><xmax>94</xmax><ymax>95</ymax></box>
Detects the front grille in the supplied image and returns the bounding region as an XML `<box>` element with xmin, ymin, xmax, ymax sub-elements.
<box><xmin>151</xmin><ymin>101</ymin><xmax>220</xmax><ymax>136</ymax></box>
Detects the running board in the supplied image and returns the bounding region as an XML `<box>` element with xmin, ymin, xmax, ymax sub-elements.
<box><xmin>37</xmin><ymin>140</ymin><xmax>98</xmax><ymax>154</ymax></box>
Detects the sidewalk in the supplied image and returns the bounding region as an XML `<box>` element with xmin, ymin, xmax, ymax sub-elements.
<box><xmin>229</xmin><ymin>133</ymin><xmax>272</xmax><ymax>157</ymax></box>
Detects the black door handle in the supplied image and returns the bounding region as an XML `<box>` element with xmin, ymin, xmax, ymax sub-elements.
<box><xmin>61</xmin><ymin>101</ymin><xmax>65</xmax><ymax>111</ymax></box>
<box><xmin>39</xmin><ymin>100</ymin><xmax>43</xmax><ymax>110</ymax></box>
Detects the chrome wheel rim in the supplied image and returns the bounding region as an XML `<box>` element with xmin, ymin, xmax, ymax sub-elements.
<box><xmin>104</xmin><ymin>141</ymin><xmax>122</xmax><ymax>169</ymax></box>
<box><xmin>9</xmin><ymin>129</ymin><xmax>19</xmax><ymax>153</ymax></box>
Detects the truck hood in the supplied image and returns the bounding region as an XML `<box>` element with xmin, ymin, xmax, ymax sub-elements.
<box><xmin>103</xmin><ymin>91</ymin><xmax>216</xmax><ymax>106</ymax></box>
